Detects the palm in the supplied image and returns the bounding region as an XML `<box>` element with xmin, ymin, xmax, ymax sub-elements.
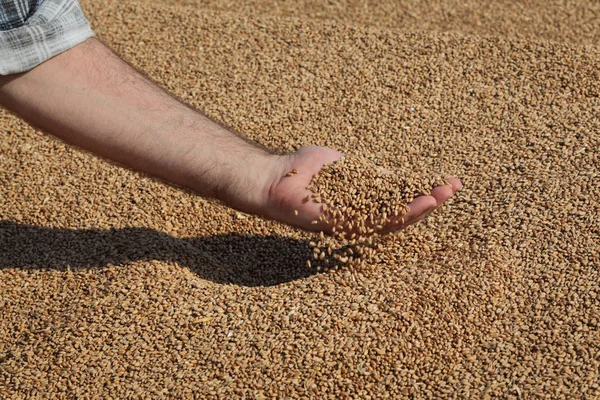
<box><xmin>264</xmin><ymin>146</ymin><xmax>462</xmax><ymax>234</ymax></box>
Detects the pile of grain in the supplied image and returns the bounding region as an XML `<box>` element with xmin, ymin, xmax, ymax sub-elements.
<box><xmin>305</xmin><ymin>155</ymin><xmax>449</xmax><ymax>271</ymax></box>
<box><xmin>157</xmin><ymin>0</ymin><xmax>600</xmax><ymax>46</ymax></box>
<box><xmin>1</xmin><ymin>0</ymin><xmax>599</xmax><ymax>398</ymax></box>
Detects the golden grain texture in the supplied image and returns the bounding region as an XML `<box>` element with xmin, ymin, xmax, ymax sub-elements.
<box><xmin>305</xmin><ymin>155</ymin><xmax>449</xmax><ymax>271</ymax></box>
<box><xmin>1</xmin><ymin>0</ymin><xmax>599</xmax><ymax>398</ymax></box>
<box><xmin>153</xmin><ymin>0</ymin><xmax>600</xmax><ymax>47</ymax></box>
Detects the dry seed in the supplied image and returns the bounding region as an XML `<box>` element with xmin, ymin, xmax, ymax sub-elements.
<box><xmin>4</xmin><ymin>3</ymin><xmax>598</xmax><ymax>398</ymax></box>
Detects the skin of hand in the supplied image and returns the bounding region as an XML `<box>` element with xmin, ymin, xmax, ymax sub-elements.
<box><xmin>263</xmin><ymin>146</ymin><xmax>462</xmax><ymax>232</ymax></box>
<box><xmin>0</xmin><ymin>38</ymin><xmax>461</xmax><ymax>234</ymax></box>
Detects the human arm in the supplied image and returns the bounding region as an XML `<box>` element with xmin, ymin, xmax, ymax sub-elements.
<box><xmin>0</xmin><ymin>38</ymin><xmax>461</xmax><ymax>232</ymax></box>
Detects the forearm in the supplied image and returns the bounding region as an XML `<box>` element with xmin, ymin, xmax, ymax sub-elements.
<box><xmin>0</xmin><ymin>38</ymin><xmax>278</xmax><ymax>211</ymax></box>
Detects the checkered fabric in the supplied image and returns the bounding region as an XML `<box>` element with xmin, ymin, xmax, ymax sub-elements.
<box><xmin>0</xmin><ymin>0</ymin><xmax>93</xmax><ymax>74</ymax></box>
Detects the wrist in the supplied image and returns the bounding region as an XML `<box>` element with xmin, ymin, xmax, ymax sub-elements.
<box><xmin>190</xmin><ymin>149</ymin><xmax>288</xmax><ymax>215</ymax></box>
<box><xmin>228</xmin><ymin>152</ymin><xmax>288</xmax><ymax>215</ymax></box>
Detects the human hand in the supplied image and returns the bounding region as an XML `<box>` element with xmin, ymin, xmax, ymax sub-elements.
<box><xmin>258</xmin><ymin>146</ymin><xmax>462</xmax><ymax>234</ymax></box>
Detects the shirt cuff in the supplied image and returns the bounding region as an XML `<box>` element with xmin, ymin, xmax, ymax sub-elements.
<box><xmin>0</xmin><ymin>0</ymin><xmax>94</xmax><ymax>75</ymax></box>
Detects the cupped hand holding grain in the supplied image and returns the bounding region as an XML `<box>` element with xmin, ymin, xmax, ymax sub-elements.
<box><xmin>263</xmin><ymin>146</ymin><xmax>462</xmax><ymax>233</ymax></box>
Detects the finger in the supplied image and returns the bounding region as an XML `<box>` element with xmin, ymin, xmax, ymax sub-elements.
<box><xmin>430</xmin><ymin>177</ymin><xmax>462</xmax><ymax>206</ymax></box>
<box><xmin>294</xmin><ymin>146</ymin><xmax>344</xmax><ymax>172</ymax></box>
<box><xmin>445</xmin><ymin>177</ymin><xmax>463</xmax><ymax>193</ymax></box>
<box><xmin>430</xmin><ymin>185</ymin><xmax>454</xmax><ymax>206</ymax></box>
<box><xmin>380</xmin><ymin>195</ymin><xmax>437</xmax><ymax>234</ymax></box>
<box><xmin>382</xmin><ymin>178</ymin><xmax>462</xmax><ymax>233</ymax></box>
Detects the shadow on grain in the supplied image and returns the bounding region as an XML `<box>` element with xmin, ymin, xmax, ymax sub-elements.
<box><xmin>0</xmin><ymin>220</ymin><xmax>318</xmax><ymax>287</ymax></box>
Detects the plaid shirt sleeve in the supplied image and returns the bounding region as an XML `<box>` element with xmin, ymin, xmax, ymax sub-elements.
<box><xmin>0</xmin><ymin>0</ymin><xmax>94</xmax><ymax>75</ymax></box>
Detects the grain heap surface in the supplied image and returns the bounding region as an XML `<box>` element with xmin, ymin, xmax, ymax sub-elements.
<box><xmin>1</xmin><ymin>0</ymin><xmax>599</xmax><ymax>398</ymax></box>
<box><xmin>156</xmin><ymin>0</ymin><xmax>599</xmax><ymax>47</ymax></box>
